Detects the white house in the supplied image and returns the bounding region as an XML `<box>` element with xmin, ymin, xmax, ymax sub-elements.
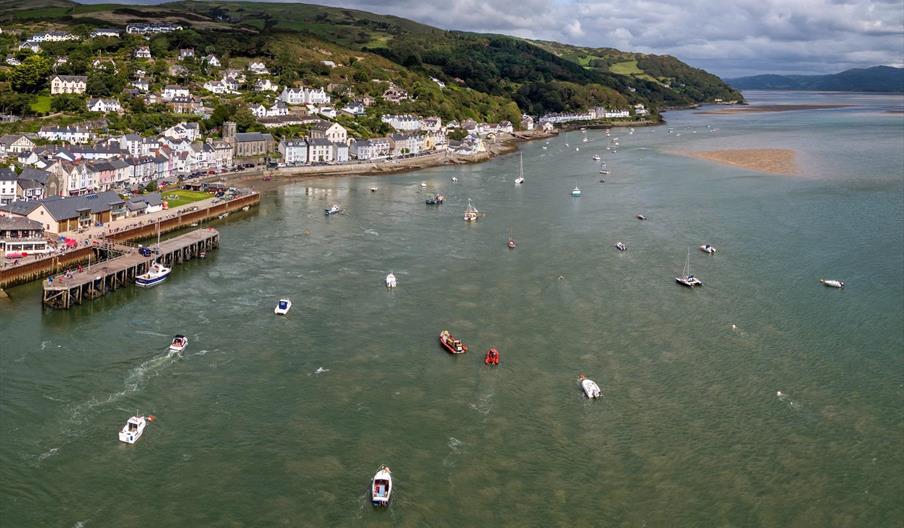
<box><xmin>520</xmin><ymin>114</ymin><xmax>534</xmax><ymax>131</ymax></box>
<box><xmin>30</xmin><ymin>31</ymin><xmax>77</xmax><ymax>42</ymax></box>
<box><xmin>250</xmin><ymin>101</ymin><xmax>288</xmax><ymax>118</ymax></box>
<box><xmin>634</xmin><ymin>103</ymin><xmax>649</xmax><ymax>116</ymax></box>
<box><xmin>162</xmin><ymin>85</ymin><xmax>190</xmax><ymax>101</ymax></box>
<box><xmin>90</xmin><ymin>28</ymin><xmax>120</xmax><ymax>38</ymax></box>
<box><xmin>19</xmin><ymin>41</ymin><xmax>41</xmax><ymax>53</ymax></box>
<box><xmin>309</xmin><ymin>121</ymin><xmax>347</xmax><ymax>143</ymax></box>
<box><xmin>203</xmin><ymin>54</ymin><xmax>221</xmax><ymax>67</ymax></box>
<box><xmin>203</xmin><ymin>80</ymin><xmax>232</xmax><ymax>94</ymax></box>
<box><xmin>317</xmin><ymin>107</ymin><xmax>337</xmax><ymax>119</ymax></box>
<box><xmin>38</xmin><ymin>126</ymin><xmax>93</xmax><ymax>144</ymax></box>
<box><xmin>350</xmin><ymin>138</ymin><xmax>391</xmax><ymax>160</ymax></box>
<box><xmin>278</xmin><ymin>139</ymin><xmax>308</xmax><ymax>165</ymax></box>
<box><xmin>430</xmin><ymin>77</ymin><xmax>446</xmax><ymax>89</ymax></box>
<box><xmin>254</xmin><ymin>79</ymin><xmax>278</xmax><ymax>92</ymax></box>
<box><xmin>248</xmin><ymin>62</ymin><xmax>269</xmax><ymax>75</ymax></box>
<box><xmin>50</xmin><ymin>75</ymin><xmax>87</xmax><ymax>95</ymax></box>
<box><xmin>178</xmin><ymin>48</ymin><xmax>195</xmax><ymax>60</ymax></box>
<box><xmin>87</xmin><ymin>98</ymin><xmax>122</xmax><ymax>113</ymax></box>
<box><xmin>381</xmin><ymin>114</ymin><xmax>421</xmax><ymax>131</ymax></box>
<box><xmin>341</xmin><ymin>102</ymin><xmax>366</xmax><ymax>116</ymax></box>
<box><xmin>126</xmin><ymin>23</ymin><xmax>183</xmax><ymax>34</ymax></box>
<box><xmin>131</xmin><ymin>79</ymin><xmax>149</xmax><ymax>92</ymax></box>
<box><xmin>279</xmin><ymin>86</ymin><xmax>330</xmax><ymax>105</ymax></box>
<box><xmin>162</xmin><ymin>122</ymin><xmax>200</xmax><ymax>142</ymax></box>
<box><xmin>307</xmin><ymin>138</ymin><xmax>333</xmax><ymax>163</ymax></box>
<box><xmin>91</xmin><ymin>58</ymin><xmax>117</xmax><ymax>72</ymax></box>
<box><xmin>134</xmin><ymin>46</ymin><xmax>151</xmax><ymax>59</ymax></box>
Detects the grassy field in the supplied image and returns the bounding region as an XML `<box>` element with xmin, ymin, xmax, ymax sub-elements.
<box><xmin>609</xmin><ymin>60</ymin><xmax>643</xmax><ymax>75</ymax></box>
<box><xmin>162</xmin><ymin>190</ymin><xmax>210</xmax><ymax>208</ymax></box>
<box><xmin>30</xmin><ymin>95</ymin><xmax>52</xmax><ymax>113</ymax></box>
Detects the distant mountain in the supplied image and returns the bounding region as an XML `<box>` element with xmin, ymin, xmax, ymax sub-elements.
<box><xmin>727</xmin><ymin>66</ymin><xmax>904</xmax><ymax>93</ymax></box>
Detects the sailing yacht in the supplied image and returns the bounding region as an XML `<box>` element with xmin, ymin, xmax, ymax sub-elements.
<box><xmin>676</xmin><ymin>248</ymin><xmax>703</xmax><ymax>287</ymax></box>
<box><xmin>514</xmin><ymin>153</ymin><xmax>525</xmax><ymax>185</ymax></box>
<box><xmin>464</xmin><ymin>199</ymin><xmax>479</xmax><ymax>222</ymax></box>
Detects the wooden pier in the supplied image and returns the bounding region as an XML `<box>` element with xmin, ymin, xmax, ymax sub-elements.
<box><xmin>41</xmin><ymin>228</ymin><xmax>219</xmax><ymax>309</ymax></box>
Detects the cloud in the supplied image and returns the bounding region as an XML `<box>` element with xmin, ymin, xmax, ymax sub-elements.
<box><xmin>78</xmin><ymin>0</ymin><xmax>904</xmax><ymax>77</ymax></box>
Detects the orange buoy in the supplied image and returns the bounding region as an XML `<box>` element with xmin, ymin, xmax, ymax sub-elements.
<box><xmin>146</xmin><ymin>415</ymin><xmax>156</xmax><ymax>422</ymax></box>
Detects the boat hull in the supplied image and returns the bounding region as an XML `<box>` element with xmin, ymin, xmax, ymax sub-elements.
<box><xmin>371</xmin><ymin>468</ymin><xmax>392</xmax><ymax>507</ymax></box>
<box><xmin>439</xmin><ymin>331</ymin><xmax>467</xmax><ymax>354</ymax></box>
<box><xmin>581</xmin><ymin>379</ymin><xmax>601</xmax><ymax>399</ymax></box>
<box><xmin>135</xmin><ymin>271</ymin><xmax>170</xmax><ymax>288</ymax></box>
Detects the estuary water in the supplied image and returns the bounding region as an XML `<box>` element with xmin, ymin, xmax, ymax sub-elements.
<box><xmin>1</xmin><ymin>92</ymin><xmax>902</xmax><ymax>527</ymax></box>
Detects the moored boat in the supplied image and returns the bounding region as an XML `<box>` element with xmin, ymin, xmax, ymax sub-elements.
<box><xmin>592</xmin><ymin>155</ymin><xmax>601</xmax><ymax>161</ymax></box>
<box><xmin>439</xmin><ymin>330</ymin><xmax>468</xmax><ymax>354</ymax></box>
<box><xmin>385</xmin><ymin>273</ymin><xmax>397</xmax><ymax>288</ymax></box>
<box><xmin>484</xmin><ymin>347</ymin><xmax>500</xmax><ymax>366</ymax></box>
<box><xmin>820</xmin><ymin>279</ymin><xmax>845</xmax><ymax>288</ymax></box>
<box><xmin>464</xmin><ymin>199</ymin><xmax>479</xmax><ymax>222</ymax></box>
<box><xmin>636</xmin><ymin>214</ymin><xmax>647</xmax><ymax>221</ymax></box>
<box><xmin>699</xmin><ymin>244</ymin><xmax>716</xmax><ymax>255</ymax></box>
<box><xmin>274</xmin><ymin>299</ymin><xmax>292</xmax><ymax>315</ymax></box>
<box><xmin>324</xmin><ymin>204</ymin><xmax>341</xmax><ymax>215</ymax></box>
<box><xmin>579</xmin><ymin>374</ymin><xmax>601</xmax><ymax>399</ymax></box>
<box><xmin>426</xmin><ymin>193</ymin><xmax>444</xmax><ymax>205</ymax></box>
<box><xmin>676</xmin><ymin>248</ymin><xmax>703</xmax><ymax>287</ymax></box>
<box><xmin>507</xmin><ymin>238</ymin><xmax>517</xmax><ymax>249</ymax></box>
<box><xmin>169</xmin><ymin>335</ymin><xmax>188</xmax><ymax>352</ymax></box>
<box><xmin>371</xmin><ymin>466</ymin><xmax>392</xmax><ymax>507</ymax></box>
<box><xmin>615</xmin><ymin>242</ymin><xmax>627</xmax><ymax>252</ymax></box>
<box><xmin>136</xmin><ymin>263</ymin><xmax>171</xmax><ymax>287</ymax></box>
<box><xmin>514</xmin><ymin>152</ymin><xmax>525</xmax><ymax>184</ymax></box>
<box><xmin>571</xmin><ymin>187</ymin><xmax>582</xmax><ymax>197</ymax></box>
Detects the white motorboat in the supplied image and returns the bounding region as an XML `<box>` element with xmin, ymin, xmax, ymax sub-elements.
<box><xmin>370</xmin><ymin>187</ymin><xmax>378</xmax><ymax>192</ymax></box>
<box><xmin>579</xmin><ymin>375</ymin><xmax>601</xmax><ymax>399</ymax></box>
<box><xmin>514</xmin><ymin>152</ymin><xmax>525</xmax><ymax>184</ymax></box>
<box><xmin>636</xmin><ymin>214</ymin><xmax>647</xmax><ymax>221</ymax></box>
<box><xmin>820</xmin><ymin>279</ymin><xmax>845</xmax><ymax>289</ymax></box>
<box><xmin>385</xmin><ymin>273</ymin><xmax>397</xmax><ymax>288</ymax></box>
<box><xmin>451</xmin><ymin>177</ymin><xmax>458</xmax><ymax>182</ymax></box>
<box><xmin>615</xmin><ymin>242</ymin><xmax>627</xmax><ymax>252</ymax></box>
<box><xmin>371</xmin><ymin>465</ymin><xmax>393</xmax><ymax>507</ymax></box>
<box><xmin>118</xmin><ymin>415</ymin><xmax>148</xmax><ymax>444</ymax></box>
<box><xmin>571</xmin><ymin>187</ymin><xmax>582</xmax><ymax>197</ymax></box>
<box><xmin>420</xmin><ymin>181</ymin><xmax>427</xmax><ymax>188</ymax></box>
<box><xmin>599</xmin><ymin>168</ymin><xmax>609</xmax><ymax>175</ymax></box>
<box><xmin>274</xmin><ymin>298</ymin><xmax>292</xmax><ymax>315</ymax></box>
<box><xmin>324</xmin><ymin>204</ymin><xmax>341</xmax><ymax>215</ymax></box>
<box><xmin>676</xmin><ymin>248</ymin><xmax>703</xmax><ymax>287</ymax></box>
<box><xmin>582</xmin><ymin>137</ymin><xmax>588</xmax><ymax>143</ymax></box>
<box><xmin>464</xmin><ymin>199</ymin><xmax>479</xmax><ymax>222</ymax></box>
<box><xmin>592</xmin><ymin>155</ymin><xmax>600</xmax><ymax>161</ymax></box>
<box><xmin>699</xmin><ymin>244</ymin><xmax>716</xmax><ymax>255</ymax></box>
<box><xmin>169</xmin><ymin>335</ymin><xmax>188</xmax><ymax>352</ymax></box>
<box><xmin>136</xmin><ymin>262</ymin><xmax>172</xmax><ymax>287</ymax></box>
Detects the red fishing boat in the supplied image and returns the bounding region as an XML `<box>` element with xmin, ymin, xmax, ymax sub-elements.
<box><xmin>439</xmin><ymin>330</ymin><xmax>468</xmax><ymax>354</ymax></box>
<box><xmin>484</xmin><ymin>348</ymin><xmax>500</xmax><ymax>365</ymax></box>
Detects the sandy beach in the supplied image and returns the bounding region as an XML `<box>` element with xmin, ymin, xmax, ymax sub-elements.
<box><xmin>670</xmin><ymin>148</ymin><xmax>798</xmax><ymax>176</ymax></box>
<box><xmin>696</xmin><ymin>104</ymin><xmax>852</xmax><ymax>115</ymax></box>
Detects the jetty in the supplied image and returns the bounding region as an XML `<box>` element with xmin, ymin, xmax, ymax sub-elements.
<box><xmin>41</xmin><ymin>228</ymin><xmax>218</xmax><ymax>309</ymax></box>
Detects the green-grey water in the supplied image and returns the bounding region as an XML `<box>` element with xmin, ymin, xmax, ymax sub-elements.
<box><xmin>2</xmin><ymin>92</ymin><xmax>903</xmax><ymax>527</ymax></box>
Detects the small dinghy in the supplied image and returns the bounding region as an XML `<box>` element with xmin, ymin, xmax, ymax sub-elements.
<box><xmin>699</xmin><ymin>244</ymin><xmax>716</xmax><ymax>255</ymax></box>
<box><xmin>274</xmin><ymin>299</ymin><xmax>292</xmax><ymax>315</ymax></box>
<box><xmin>385</xmin><ymin>273</ymin><xmax>397</xmax><ymax>288</ymax></box>
<box><xmin>615</xmin><ymin>242</ymin><xmax>627</xmax><ymax>252</ymax></box>
<box><xmin>451</xmin><ymin>177</ymin><xmax>458</xmax><ymax>182</ymax></box>
<box><xmin>484</xmin><ymin>347</ymin><xmax>500</xmax><ymax>366</ymax></box>
<box><xmin>119</xmin><ymin>414</ymin><xmax>152</xmax><ymax>444</ymax></box>
<box><xmin>592</xmin><ymin>155</ymin><xmax>601</xmax><ymax>161</ymax></box>
<box><xmin>370</xmin><ymin>187</ymin><xmax>379</xmax><ymax>192</ymax></box>
<box><xmin>169</xmin><ymin>335</ymin><xmax>188</xmax><ymax>352</ymax></box>
<box><xmin>507</xmin><ymin>238</ymin><xmax>517</xmax><ymax>249</ymax></box>
<box><xmin>636</xmin><ymin>214</ymin><xmax>647</xmax><ymax>221</ymax></box>
<box><xmin>571</xmin><ymin>187</ymin><xmax>582</xmax><ymax>197</ymax></box>
<box><xmin>371</xmin><ymin>466</ymin><xmax>392</xmax><ymax>507</ymax></box>
<box><xmin>426</xmin><ymin>193</ymin><xmax>444</xmax><ymax>205</ymax></box>
<box><xmin>579</xmin><ymin>374</ymin><xmax>601</xmax><ymax>399</ymax></box>
<box><xmin>420</xmin><ymin>182</ymin><xmax>428</xmax><ymax>188</ymax></box>
<box><xmin>324</xmin><ymin>204</ymin><xmax>341</xmax><ymax>215</ymax></box>
<box><xmin>820</xmin><ymin>279</ymin><xmax>845</xmax><ymax>289</ymax></box>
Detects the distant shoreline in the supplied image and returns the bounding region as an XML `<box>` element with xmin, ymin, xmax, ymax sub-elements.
<box><xmin>695</xmin><ymin>104</ymin><xmax>853</xmax><ymax>115</ymax></box>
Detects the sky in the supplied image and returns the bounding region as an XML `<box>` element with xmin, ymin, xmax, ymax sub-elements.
<box><xmin>79</xmin><ymin>0</ymin><xmax>904</xmax><ymax>77</ymax></box>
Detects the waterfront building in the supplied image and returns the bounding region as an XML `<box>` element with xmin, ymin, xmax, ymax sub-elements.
<box><xmin>307</xmin><ymin>138</ymin><xmax>334</xmax><ymax>163</ymax></box>
<box><xmin>278</xmin><ymin>139</ymin><xmax>308</xmax><ymax>165</ymax></box>
<box><xmin>309</xmin><ymin>121</ymin><xmax>347</xmax><ymax>143</ymax></box>
<box><xmin>0</xmin><ymin>167</ymin><xmax>16</xmax><ymax>205</ymax></box>
<box><xmin>0</xmin><ymin>191</ymin><xmax>125</xmax><ymax>233</ymax></box>
<box><xmin>0</xmin><ymin>217</ymin><xmax>49</xmax><ymax>257</ymax></box>
<box><xmin>233</xmin><ymin>132</ymin><xmax>274</xmax><ymax>158</ymax></box>
<box><xmin>350</xmin><ymin>138</ymin><xmax>391</xmax><ymax>160</ymax></box>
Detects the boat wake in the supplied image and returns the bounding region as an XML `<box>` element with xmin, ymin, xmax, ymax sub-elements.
<box><xmin>364</xmin><ymin>229</ymin><xmax>380</xmax><ymax>237</ymax></box>
<box><xmin>469</xmin><ymin>393</ymin><xmax>494</xmax><ymax>416</ymax></box>
<box><xmin>313</xmin><ymin>367</ymin><xmax>330</xmax><ymax>375</ymax></box>
<box><xmin>776</xmin><ymin>390</ymin><xmax>801</xmax><ymax>410</ymax></box>
<box><xmin>443</xmin><ymin>437</ymin><xmax>464</xmax><ymax>468</ymax></box>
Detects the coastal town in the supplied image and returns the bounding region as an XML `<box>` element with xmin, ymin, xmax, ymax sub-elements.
<box><xmin>0</xmin><ymin>22</ymin><xmax>653</xmax><ymax>285</ymax></box>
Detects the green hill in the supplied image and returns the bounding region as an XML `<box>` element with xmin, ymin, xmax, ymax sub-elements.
<box><xmin>727</xmin><ymin>66</ymin><xmax>904</xmax><ymax>93</ymax></box>
<box><xmin>0</xmin><ymin>0</ymin><xmax>743</xmax><ymax>125</ymax></box>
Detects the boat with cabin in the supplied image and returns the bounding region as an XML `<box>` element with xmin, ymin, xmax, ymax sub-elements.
<box><xmin>699</xmin><ymin>244</ymin><xmax>716</xmax><ymax>255</ymax></box>
<box><xmin>571</xmin><ymin>187</ymin><xmax>582</xmax><ymax>197</ymax></box>
<box><xmin>820</xmin><ymin>279</ymin><xmax>845</xmax><ymax>288</ymax></box>
<box><xmin>324</xmin><ymin>204</ymin><xmax>341</xmax><ymax>215</ymax></box>
<box><xmin>274</xmin><ymin>299</ymin><xmax>292</xmax><ymax>315</ymax></box>
<box><xmin>385</xmin><ymin>273</ymin><xmax>397</xmax><ymax>288</ymax></box>
<box><xmin>439</xmin><ymin>330</ymin><xmax>468</xmax><ymax>354</ymax></box>
<box><xmin>636</xmin><ymin>214</ymin><xmax>647</xmax><ymax>221</ymax></box>
<box><xmin>426</xmin><ymin>193</ymin><xmax>444</xmax><ymax>205</ymax></box>
<box><xmin>371</xmin><ymin>466</ymin><xmax>393</xmax><ymax>507</ymax></box>
<box><xmin>615</xmin><ymin>242</ymin><xmax>627</xmax><ymax>252</ymax></box>
<box><xmin>136</xmin><ymin>262</ymin><xmax>171</xmax><ymax>287</ymax></box>
<box><xmin>118</xmin><ymin>415</ymin><xmax>151</xmax><ymax>444</ymax></box>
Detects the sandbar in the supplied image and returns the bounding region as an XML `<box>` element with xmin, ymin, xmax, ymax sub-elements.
<box><xmin>696</xmin><ymin>104</ymin><xmax>852</xmax><ymax>115</ymax></box>
<box><xmin>670</xmin><ymin>148</ymin><xmax>798</xmax><ymax>176</ymax></box>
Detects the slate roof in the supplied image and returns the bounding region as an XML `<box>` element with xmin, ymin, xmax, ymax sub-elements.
<box><xmin>0</xmin><ymin>167</ymin><xmax>16</xmax><ymax>181</ymax></box>
<box><xmin>0</xmin><ymin>216</ymin><xmax>43</xmax><ymax>231</ymax></box>
<box><xmin>234</xmin><ymin>132</ymin><xmax>273</xmax><ymax>142</ymax></box>
<box><xmin>0</xmin><ymin>191</ymin><xmax>124</xmax><ymax>220</ymax></box>
<box><xmin>19</xmin><ymin>168</ymin><xmax>50</xmax><ymax>185</ymax></box>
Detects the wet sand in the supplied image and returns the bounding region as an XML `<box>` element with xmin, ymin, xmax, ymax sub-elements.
<box><xmin>697</xmin><ymin>104</ymin><xmax>852</xmax><ymax>115</ymax></box>
<box><xmin>670</xmin><ymin>148</ymin><xmax>798</xmax><ymax>176</ymax></box>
